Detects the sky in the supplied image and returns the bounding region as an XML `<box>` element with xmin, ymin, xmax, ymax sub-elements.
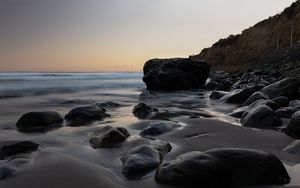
<box><xmin>0</xmin><ymin>0</ymin><xmax>296</xmax><ymax>72</ymax></box>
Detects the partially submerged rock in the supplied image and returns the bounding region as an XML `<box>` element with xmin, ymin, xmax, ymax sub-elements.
<box><xmin>205</xmin><ymin>148</ymin><xmax>290</xmax><ymax>187</ymax></box>
<box><xmin>139</xmin><ymin>121</ymin><xmax>178</xmax><ymax>137</ymax></box>
<box><xmin>155</xmin><ymin>151</ymin><xmax>224</xmax><ymax>187</ymax></box>
<box><xmin>273</xmin><ymin>96</ymin><xmax>289</xmax><ymax>108</ymax></box>
<box><xmin>220</xmin><ymin>85</ymin><xmax>262</xmax><ymax>104</ymax></box>
<box><xmin>65</xmin><ymin>105</ymin><xmax>110</xmax><ymax>124</ymax></box>
<box><xmin>121</xmin><ymin>145</ymin><xmax>162</xmax><ymax>179</ymax></box>
<box><xmin>89</xmin><ymin>126</ymin><xmax>130</xmax><ymax>148</ymax></box>
<box><xmin>0</xmin><ymin>141</ymin><xmax>39</xmax><ymax>160</ymax></box>
<box><xmin>132</xmin><ymin>103</ymin><xmax>158</xmax><ymax>119</ymax></box>
<box><xmin>241</xmin><ymin>106</ymin><xmax>282</xmax><ymax>129</ymax></box>
<box><xmin>243</xmin><ymin>91</ymin><xmax>269</xmax><ymax>106</ymax></box>
<box><xmin>209</xmin><ymin>91</ymin><xmax>228</xmax><ymax>100</ymax></box>
<box><xmin>260</xmin><ymin>78</ymin><xmax>299</xmax><ymax>99</ymax></box>
<box><xmin>16</xmin><ymin>111</ymin><xmax>63</xmax><ymax>132</ymax></box>
<box><xmin>143</xmin><ymin>58</ymin><xmax>210</xmax><ymax>90</ymax></box>
<box><xmin>275</xmin><ymin>107</ymin><xmax>297</xmax><ymax>119</ymax></box>
<box><xmin>156</xmin><ymin>148</ymin><xmax>290</xmax><ymax>187</ymax></box>
<box><xmin>149</xmin><ymin>139</ymin><xmax>172</xmax><ymax>155</ymax></box>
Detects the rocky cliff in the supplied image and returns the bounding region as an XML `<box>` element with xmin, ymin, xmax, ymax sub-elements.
<box><xmin>190</xmin><ymin>0</ymin><xmax>300</xmax><ymax>72</ymax></box>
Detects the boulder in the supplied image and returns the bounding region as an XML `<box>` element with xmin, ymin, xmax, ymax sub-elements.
<box><xmin>143</xmin><ymin>58</ymin><xmax>210</xmax><ymax>90</ymax></box>
<box><xmin>260</xmin><ymin>78</ymin><xmax>300</xmax><ymax>99</ymax></box>
<box><xmin>243</xmin><ymin>92</ymin><xmax>269</xmax><ymax>106</ymax></box>
<box><xmin>65</xmin><ymin>106</ymin><xmax>110</xmax><ymax>124</ymax></box>
<box><xmin>287</xmin><ymin>111</ymin><xmax>300</xmax><ymax>138</ymax></box>
<box><xmin>273</xmin><ymin>96</ymin><xmax>289</xmax><ymax>108</ymax></box>
<box><xmin>244</xmin><ymin>99</ymin><xmax>279</xmax><ymax>114</ymax></box>
<box><xmin>209</xmin><ymin>91</ymin><xmax>229</xmax><ymax>100</ymax></box>
<box><xmin>220</xmin><ymin>85</ymin><xmax>263</xmax><ymax>104</ymax></box>
<box><xmin>155</xmin><ymin>151</ymin><xmax>224</xmax><ymax>187</ymax></box>
<box><xmin>205</xmin><ymin>148</ymin><xmax>290</xmax><ymax>187</ymax></box>
<box><xmin>0</xmin><ymin>141</ymin><xmax>39</xmax><ymax>160</ymax></box>
<box><xmin>241</xmin><ymin>106</ymin><xmax>282</xmax><ymax>129</ymax></box>
<box><xmin>132</xmin><ymin>103</ymin><xmax>158</xmax><ymax>119</ymax></box>
<box><xmin>16</xmin><ymin>111</ymin><xmax>63</xmax><ymax>132</ymax></box>
<box><xmin>140</xmin><ymin>121</ymin><xmax>178</xmax><ymax>137</ymax></box>
<box><xmin>89</xmin><ymin>126</ymin><xmax>130</xmax><ymax>148</ymax></box>
<box><xmin>121</xmin><ymin>145</ymin><xmax>162</xmax><ymax>179</ymax></box>
<box><xmin>275</xmin><ymin>107</ymin><xmax>297</xmax><ymax>119</ymax></box>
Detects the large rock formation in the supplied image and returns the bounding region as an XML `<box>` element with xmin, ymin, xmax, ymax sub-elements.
<box><xmin>143</xmin><ymin>58</ymin><xmax>210</xmax><ymax>90</ymax></box>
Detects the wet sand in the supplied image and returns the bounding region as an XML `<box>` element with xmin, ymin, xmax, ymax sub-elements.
<box><xmin>1</xmin><ymin>83</ymin><xmax>300</xmax><ymax>188</ymax></box>
<box><xmin>1</xmin><ymin>116</ymin><xmax>300</xmax><ymax>188</ymax></box>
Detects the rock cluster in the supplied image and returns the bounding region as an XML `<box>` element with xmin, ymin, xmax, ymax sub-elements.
<box><xmin>208</xmin><ymin>68</ymin><xmax>300</xmax><ymax>136</ymax></box>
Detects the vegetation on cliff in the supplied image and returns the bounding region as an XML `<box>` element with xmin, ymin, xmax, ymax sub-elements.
<box><xmin>190</xmin><ymin>0</ymin><xmax>300</xmax><ymax>72</ymax></box>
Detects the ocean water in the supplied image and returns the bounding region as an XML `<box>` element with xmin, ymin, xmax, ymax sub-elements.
<box><xmin>0</xmin><ymin>71</ymin><xmax>238</xmax><ymax>130</ymax></box>
<box><xmin>0</xmin><ymin>72</ymin><xmax>144</xmax><ymax>98</ymax></box>
<box><xmin>0</xmin><ymin>72</ymin><xmax>146</xmax><ymax>126</ymax></box>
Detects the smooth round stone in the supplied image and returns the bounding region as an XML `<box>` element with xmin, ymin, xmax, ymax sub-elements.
<box><xmin>16</xmin><ymin>111</ymin><xmax>63</xmax><ymax>132</ymax></box>
<box><xmin>121</xmin><ymin>145</ymin><xmax>162</xmax><ymax>179</ymax></box>
<box><xmin>155</xmin><ymin>151</ymin><xmax>224</xmax><ymax>187</ymax></box>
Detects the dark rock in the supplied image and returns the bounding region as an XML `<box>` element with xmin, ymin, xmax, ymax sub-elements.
<box><xmin>220</xmin><ymin>85</ymin><xmax>263</xmax><ymax>104</ymax></box>
<box><xmin>155</xmin><ymin>151</ymin><xmax>224</xmax><ymax>187</ymax></box>
<box><xmin>289</xmin><ymin>100</ymin><xmax>300</xmax><ymax>110</ymax></box>
<box><xmin>261</xmin><ymin>78</ymin><xmax>300</xmax><ymax>99</ymax></box>
<box><xmin>273</xmin><ymin>96</ymin><xmax>289</xmax><ymax>107</ymax></box>
<box><xmin>143</xmin><ymin>58</ymin><xmax>210</xmax><ymax>90</ymax></box>
<box><xmin>89</xmin><ymin>126</ymin><xmax>130</xmax><ymax>148</ymax></box>
<box><xmin>287</xmin><ymin>111</ymin><xmax>300</xmax><ymax>138</ymax></box>
<box><xmin>121</xmin><ymin>145</ymin><xmax>162</xmax><ymax>179</ymax></box>
<box><xmin>16</xmin><ymin>111</ymin><xmax>63</xmax><ymax>132</ymax></box>
<box><xmin>150</xmin><ymin>139</ymin><xmax>172</xmax><ymax>155</ymax></box>
<box><xmin>95</xmin><ymin>101</ymin><xmax>121</xmax><ymax>108</ymax></box>
<box><xmin>205</xmin><ymin>81</ymin><xmax>219</xmax><ymax>90</ymax></box>
<box><xmin>243</xmin><ymin>92</ymin><xmax>269</xmax><ymax>106</ymax></box>
<box><xmin>241</xmin><ymin>106</ymin><xmax>282</xmax><ymax>129</ymax></box>
<box><xmin>0</xmin><ymin>141</ymin><xmax>39</xmax><ymax>160</ymax></box>
<box><xmin>205</xmin><ymin>148</ymin><xmax>290</xmax><ymax>187</ymax></box>
<box><xmin>215</xmin><ymin>79</ymin><xmax>234</xmax><ymax>91</ymax></box>
<box><xmin>275</xmin><ymin>107</ymin><xmax>297</xmax><ymax>119</ymax></box>
<box><xmin>132</xmin><ymin>103</ymin><xmax>158</xmax><ymax>119</ymax></box>
<box><xmin>209</xmin><ymin>91</ymin><xmax>228</xmax><ymax>100</ymax></box>
<box><xmin>245</xmin><ymin>99</ymin><xmax>279</xmax><ymax>113</ymax></box>
<box><xmin>65</xmin><ymin>105</ymin><xmax>110</xmax><ymax>124</ymax></box>
<box><xmin>140</xmin><ymin>121</ymin><xmax>178</xmax><ymax>137</ymax></box>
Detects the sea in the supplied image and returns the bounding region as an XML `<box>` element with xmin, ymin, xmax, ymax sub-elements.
<box><xmin>0</xmin><ymin>71</ymin><xmax>239</xmax><ymax>146</ymax></box>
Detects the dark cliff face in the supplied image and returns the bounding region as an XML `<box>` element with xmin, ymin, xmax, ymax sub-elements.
<box><xmin>190</xmin><ymin>1</ymin><xmax>300</xmax><ymax>72</ymax></box>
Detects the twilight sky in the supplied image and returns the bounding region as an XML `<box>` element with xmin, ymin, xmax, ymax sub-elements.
<box><xmin>0</xmin><ymin>0</ymin><xmax>296</xmax><ymax>72</ymax></box>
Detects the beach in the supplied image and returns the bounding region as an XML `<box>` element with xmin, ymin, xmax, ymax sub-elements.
<box><xmin>1</xmin><ymin>72</ymin><xmax>300</xmax><ymax>188</ymax></box>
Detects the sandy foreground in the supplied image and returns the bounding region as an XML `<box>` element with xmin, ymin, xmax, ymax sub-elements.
<box><xmin>1</xmin><ymin>117</ymin><xmax>300</xmax><ymax>188</ymax></box>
